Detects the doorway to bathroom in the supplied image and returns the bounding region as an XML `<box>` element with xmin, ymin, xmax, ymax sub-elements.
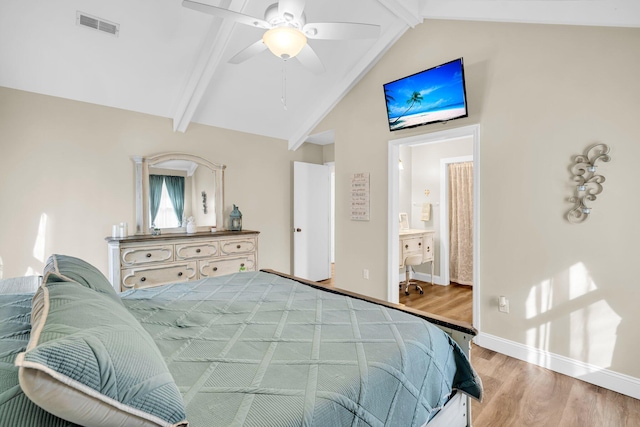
<box><xmin>387</xmin><ymin>124</ymin><xmax>480</xmax><ymax>329</ymax></box>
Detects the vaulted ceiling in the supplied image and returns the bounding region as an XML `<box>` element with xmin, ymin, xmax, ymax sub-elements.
<box><xmin>1</xmin><ymin>0</ymin><xmax>638</xmax><ymax>150</ymax></box>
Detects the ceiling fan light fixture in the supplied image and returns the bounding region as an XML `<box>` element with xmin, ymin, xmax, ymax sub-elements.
<box><xmin>262</xmin><ymin>27</ymin><xmax>307</xmax><ymax>60</ymax></box>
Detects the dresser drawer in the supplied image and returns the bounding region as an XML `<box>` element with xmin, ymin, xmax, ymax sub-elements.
<box><xmin>108</xmin><ymin>231</ymin><xmax>260</xmax><ymax>292</ymax></box>
<box><xmin>176</xmin><ymin>242</ymin><xmax>219</xmax><ymax>260</ymax></box>
<box><xmin>220</xmin><ymin>238</ymin><xmax>257</xmax><ymax>255</ymax></box>
<box><xmin>121</xmin><ymin>262</ymin><xmax>196</xmax><ymax>290</ymax></box>
<box><xmin>423</xmin><ymin>234</ymin><xmax>434</xmax><ymax>261</ymax></box>
<box><xmin>121</xmin><ymin>245</ymin><xmax>173</xmax><ymax>266</ymax></box>
<box><xmin>402</xmin><ymin>237</ymin><xmax>424</xmax><ymax>256</ymax></box>
<box><xmin>398</xmin><ymin>231</ymin><xmax>435</xmax><ymax>269</ymax></box>
<box><xmin>199</xmin><ymin>255</ymin><xmax>256</xmax><ymax>278</ymax></box>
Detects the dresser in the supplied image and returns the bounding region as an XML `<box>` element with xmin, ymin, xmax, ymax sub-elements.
<box><xmin>106</xmin><ymin>230</ymin><xmax>259</xmax><ymax>292</ymax></box>
<box><xmin>399</xmin><ymin>229</ymin><xmax>435</xmax><ymax>284</ymax></box>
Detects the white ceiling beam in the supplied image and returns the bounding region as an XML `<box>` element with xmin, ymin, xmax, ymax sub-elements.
<box><xmin>173</xmin><ymin>0</ymin><xmax>250</xmax><ymax>133</ymax></box>
<box><xmin>421</xmin><ymin>0</ymin><xmax>640</xmax><ymax>28</ymax></box>
<box><xmin>288</xmin><ymin>19</ymin><xmax>409</xmax><ymax>151</ymax></box>
<box><xmin>375</xmin><ymin>0</ymin><xmax>425</xmax><ymax>27</ymax></box>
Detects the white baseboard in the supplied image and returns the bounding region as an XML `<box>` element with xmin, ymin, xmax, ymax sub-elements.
<box><xmin>475</xmin><ymin>333</ymin><xmax>640</xmax><ymax>400</ymax></box>
<box><xmin>396</xmin><ymin>271</ymin><xmax>446</xmax><ymax>286</ymax></box>
<box><xmin>414</xmin><ymin>271</ymin><xmax>447</xmax><ymax>286</ymax></box>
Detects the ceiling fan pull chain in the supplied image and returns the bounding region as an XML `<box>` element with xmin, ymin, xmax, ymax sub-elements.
<box><xmin>281</xmin><ymin>60</ymin><xmax>288</xmax><ymax>110</ymax></box>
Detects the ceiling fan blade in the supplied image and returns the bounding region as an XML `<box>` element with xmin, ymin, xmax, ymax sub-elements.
<box><xmin>182</xmin><ymin>0</ymin><xmax>270</xmax><ymax>29</ymax></box>
<box><xmin>228</xmin><ymin>39</ymin><xmax>268</xmax><ymax>64</ymax></box>
<box><xmin>303</xmin><ymin>22</ymin><xmax>380</xmax><ymax>40</ymax></box>
<box><xmin>295</xmin><ymin>44</ymin><xmax>325</xmax><ymax>74</ymax></box>
<box><xmin>278</xmin><ymin>0</ymin><xmax>306</xmax><ymax>20</ymax></box>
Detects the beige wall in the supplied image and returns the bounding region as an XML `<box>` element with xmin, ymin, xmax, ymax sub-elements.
<box><xmin>191</xmin><ymin>165</ymin><xmax>216</xmax><ymax>227</ymax></box>
<box><xmin>0</xmin><ymin>87</ymin><xmax>323</xmax><ymax>279</ymax></box>
<box><xmin>316</xmin><ymin>20</ymin><xmax>640</xmax><ymax>379</ymax></box>
<box><xmin>322</xmin><ymin>143</ymin><xmax>335</xmax><ymax>163</ymax></box>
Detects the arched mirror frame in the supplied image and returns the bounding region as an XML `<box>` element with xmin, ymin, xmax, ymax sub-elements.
<box><xmin>133</xmin><ymin>153</ymin><xmax>225</xmax><ymax>235</ymax></box>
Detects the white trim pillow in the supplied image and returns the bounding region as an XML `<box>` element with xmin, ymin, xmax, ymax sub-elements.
<box><xmin>15</xmin><ymin>272</ymin><xmax>188</xmax><ymax>427</ymax></box>
<box><xmin>44</xmin><ymin>254</ymin><xmax>122</xmax><ymax>303</ymax></box>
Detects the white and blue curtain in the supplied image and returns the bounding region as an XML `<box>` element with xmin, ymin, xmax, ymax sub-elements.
<box><xmin>149</xmin><ymin>175</ymin><xmax>185</xmax><ymax>227</ymax></box>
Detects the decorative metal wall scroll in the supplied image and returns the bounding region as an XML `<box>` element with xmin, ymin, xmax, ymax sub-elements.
<box><xmin>202</xmin><ymin>191</ymin><xmax>208</xmax><ymax>214</ymax></box>
<box><xmin>567</xmin><ymin>143</ymin><xmax>611</xmax><ymax>223</ymax></box>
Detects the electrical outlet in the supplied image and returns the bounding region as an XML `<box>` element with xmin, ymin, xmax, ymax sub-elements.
<box><xmin>498</xmin><ymin>296</ymin><xmax>509</xmax><ymax>313</ymax></box>
<box><xmin>363</xmin><ymin>269</ymin><xmax>369</xmax><ymax>279</ymax></box>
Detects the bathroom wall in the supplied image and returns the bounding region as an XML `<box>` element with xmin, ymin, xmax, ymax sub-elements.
<box><xmin>410</xmin><ymin>136</ymin><xmax>473</xmax><ymax>280</ymax></box>
<box><xmin>398</xmin><ymin>145</ymin><xmax>412</xmax><ymax>222</ymax></box>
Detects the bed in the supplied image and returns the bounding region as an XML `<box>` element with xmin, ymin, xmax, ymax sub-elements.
<box><xmin>0</xmin><ymin>255</ymin><xmax>482</xmax><ymax>427</ymax></box>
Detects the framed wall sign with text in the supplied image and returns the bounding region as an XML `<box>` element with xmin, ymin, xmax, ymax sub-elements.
<box><xmin>350</xmin><ymin>173</ymin><xmax>370</xmax><ymax>221</ymax></box>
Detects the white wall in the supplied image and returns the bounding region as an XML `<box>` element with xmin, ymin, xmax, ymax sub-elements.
<box><xmin>0</xmin><ymin>87</ymin><xmax>324</xmax><ymax>278</ymax></box>
<box><xmin>314</xmin><ymin>19</ymin><xmax>640</xmax><ymax>381</ymax></box>
<box><xmin>398</xmin><ymin>145</ymin><xmax>412</xmax><ymax>220</ymax></box>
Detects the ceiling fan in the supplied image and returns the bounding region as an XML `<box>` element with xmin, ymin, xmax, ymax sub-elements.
<box><xmin>182</xmin><ymin>0</ymin><xmax>381</xmax><ymax>74</ymax></box>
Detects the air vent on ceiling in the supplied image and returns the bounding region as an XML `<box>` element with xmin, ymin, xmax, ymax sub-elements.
<box><xmin>76</xmin><ymin>11</ymin><xmax>119</xmax><ymax>37</ymax></box>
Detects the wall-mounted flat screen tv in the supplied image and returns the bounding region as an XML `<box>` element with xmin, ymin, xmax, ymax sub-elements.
<box><xmin>383</xmin><ymin>58</ymin><xmax>468</xmax><ymax>131</ymax></box>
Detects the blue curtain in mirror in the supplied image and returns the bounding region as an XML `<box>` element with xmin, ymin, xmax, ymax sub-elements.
<box><xmin>165</xmin><ymin>175</ymin><xmax>185</xmax><ymax>225</ymax></box>
<box><xmin>149</xmin><ymin>174</ymin><xmax>164</xmax><ymax>227</ymax></box>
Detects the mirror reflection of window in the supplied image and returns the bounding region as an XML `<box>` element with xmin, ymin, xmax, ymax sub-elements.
<box><xmin>149</xmin><ymin>169</ymin><xmax>191</xmax><ymax>228</ymax></box>
<box><xmin>137</xmin><ymin>154</ymin><xmax>224</xmax><ymax>234</ymax></box>
<box><xmin>153</xmin><ymin>181</ymin><xmax>181</xmax><ymax>228</ymax></box>
<box><xmin>149</xmin><ymin>174</ymin><xmax>185</xmax><ymax>229</ymax></box>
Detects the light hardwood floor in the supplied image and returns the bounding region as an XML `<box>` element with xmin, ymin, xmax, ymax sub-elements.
<box><xmin>318</xmin><ymin>272</ymin><xmax>640</xmax><ymax>426</ymax></box>
<box><xmin>471</xmin><ymin>345</ymin><xmax>640</xmax><ymax>426</ymax></box>
<box><xmin>399</xmin><ymin>280</ymin><xmax>472</xmax><ymax>324</ymax></box>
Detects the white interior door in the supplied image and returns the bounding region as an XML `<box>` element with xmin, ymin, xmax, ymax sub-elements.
<box><xmin>294</xmin><ymin>161</ymin><xmax>331</xmax><ymax>281</ymax></box>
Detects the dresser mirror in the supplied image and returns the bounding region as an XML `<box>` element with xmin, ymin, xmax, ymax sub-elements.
<box><xmin>133</xmin><ymin>153</ymin><xmax>225</xmax><ymax>235</ymax></box>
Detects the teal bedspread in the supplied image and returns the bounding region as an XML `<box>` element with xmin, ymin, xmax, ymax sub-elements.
<box><xmin>0</xmin><ymin>271</ymin><xmax>481</xmax><ymax>426</ymax></box>
<box><xmin>123</xmin><ymin>271</ymin><xmax>481</xmax><ymax>426</ymax></box>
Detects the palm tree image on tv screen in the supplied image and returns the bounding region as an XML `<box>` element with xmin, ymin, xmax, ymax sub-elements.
<box><xmin>384</xmin><ymin>58</ymin><xmax>468</xmax><ymax>131</ymax></box>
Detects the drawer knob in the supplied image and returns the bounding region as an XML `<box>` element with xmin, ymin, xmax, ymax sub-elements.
<box><xmin>405</xmin><ymin>244</ymin><xmax>408</xmax><ymax>249</ymax></box>
<box><xmin>418</xmin><ymin>242</ymin><xmax>422</xmax><ymax>246</ymax></box>
<box><xmin>196</xmin><ymin>249</ymin><xmax>201</xmax><ymax>253</ymax></box>
<box><xmin>146</xmin><ymin>253</ymin><xmax>152</xmax><ymax>258</ymax></box>
<box><xmin>178</xmin><ymin>272</ymin><xmax>183</xmax><ymax>277</ymax></box>
<box><xmin>140</xmin><ymin>277</ymin><xmax>146</xmax><ymax>282</ymax></box>
<box><xmin>240</xmin><ymin>263</ymin><xmax>245</xmax><ymax>267</ymax></box>
<box><xmin>213</xmin><ymin>267</ymin><xmax>218</xmax><ymax>272</ymax></box>
<box><xmin>236</xmin><ymin>244</ymin><xmax>241</xmax><ymax>249</ymax></box>
<box><xmin>427</xmin><ymin>246</ymin><xmax>431</xmax><ymax>252</ymax></box>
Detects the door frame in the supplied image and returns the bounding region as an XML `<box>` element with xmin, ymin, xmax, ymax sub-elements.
<box><xmin>325</xmin><ymin>161</ymin><xmax>335</xmax><ymax>264</ymax></box>
<box><xmin>387</xmin><ymin>124</ymin><xmax>481</xmax><ymax>330</ymax></box>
